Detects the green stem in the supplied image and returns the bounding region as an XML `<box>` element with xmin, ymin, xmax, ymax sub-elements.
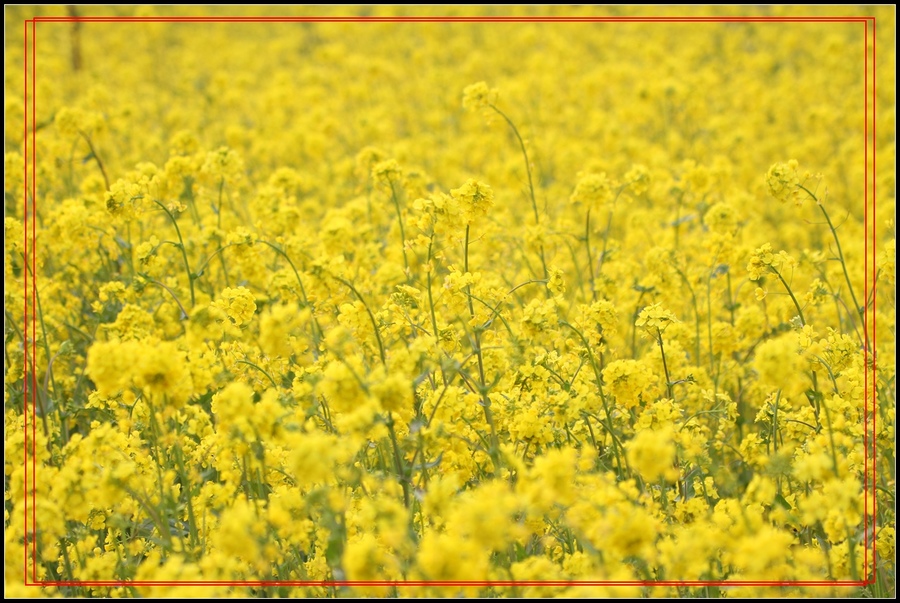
<box><xmin>388</xmin><ymin>179</ymin><xmax>410</xmax><ymax>278</ymax></box>
<box><xmin>798</xmin><ymin>184</ymin><xmax>867</xmax><ymax>349</ymax></box>
<box><xmin>173</xmin><ymin>444</ymin><xmax>200</xmax><ymax>553</ymax></box>
<box><xmin>597</xmin><ymin>189</ymin><xmax>626</xmax><ymax>275</ymax></box>
<box><xmin>672</xmin><ymin>263</ymin><xmax>702</xmax><ymax>365</ymax></box>
<box><xmin>139</xmin><ymin>275</ymin><xmax>189</xmax><ymax>320</ymax></box>
<box><xmin>470</xmin><ymin>279</ymin><xmax>547</xmax><ymax>337</ymax></box>
<box><xmin>770</xmin><ymin>266</ymin><xmax>806</xmax><ymax>326</ymax></box>
<box><xmin>585</xmin><ymin>207</ymin><xmax>596</xmax><ymax>301</ymax></box>
<box><xmin>145</xmin><ymin>402</ymin><xmax>174</xmax><ymax>550</ymax></box>
<box><xmin>488</xmin><ymin>104</ymin><xmax>538</xmax><ymax>224</ymax></box>
<box><xmin>21</xmin><ymin>253</ymin><xmax>63</xmax><ymax>441</ymax></box>
<box><xmin>464</xmin><ymin>224</ymin><xmax>500</xmax><ymax>471</ymax></box>
<box><xmin>79</xmin><ymin>131</ymin><xmax>110</xmax><ymax>191</ymax></box>
<box><xmin>726</xmin><ymin>271</ymin><xmax>736</xmax><ymax>326</ymax></box>
<box><xmin>424</xmin><ymin>235</ymin><xmax>448</xmax><ymax>388</ymax></box>
<box><xmin>630</xmin><ymin>290</ymin><xmax>648</xmax><ymax>359</ymax></box>
<box><xmin>488</xmin><ymin>103</ymin><xmax>548</xmax><ymax>281</ymax></box>
<box><xmin>332</xmin><ymin>275</ymin><xmax>386</xmax><ymax>365</ymax></box>
<box><xmin>126</xmin><ymin>223</ymin><xmax>135</xmax><ymax>278</ymax></box>
<box><xmin>811</xmin><ymin>356</ymin><xmax>845</xmax><ymax>477</ymax></box>
<box><xmin>559</xmin><ymin>320</ymin><xmax>627</xmax><ymax>473</ymax></box>
<box><xmin>385</xmin><ymin>414</ymin><xmax>410</xmax><ymax>508</ymax></box>
<box><xmin>815</xmin><ymin>266</ymin><xmax>864</xmax><ymax>345</ymax></box>
<box><xmin>561</xmin><ymin>233</ymin><xmax>586</xmax><ymax>301</ymax></box>
<box><xmin>150</xmin><ymin>199</ymin><xmax>195</xmax><ymax>307</ymax></box>
<box><xmin>673</xmin><ymin>190</ymin><xmax>685</xmax><ymax>249</ymax></box>
<box><xmin>819</xmin><ymin>394</ymin><xmax>841</xmax><ymax>478</ymax></box>
<box><xmin>771</xmin><ymin>390</ymin><xmax>781</xmax><ymax>457</ymax></box>
<box><xmin>235</xmin><ymin>359</ymin><xmax>278</xmax><ymax>388</ymax></box>
<box><xmin>256</xmin><ymin>239</ymin><xmax>322</xmax><ymax>352</ymax></box>
<box><xmin>215</xmin><ymin>179</ymin><xmax>224</xmax><ymax>231</ymax></box>
<box><xmin>657</xmin><ymin>330</ymin><xmax>674</xmax><ymax>400</ymax></box>
<box><xmin>194</xmin><ymin>243</ymin><xmax>236</xmax><ymax>279</ymax></box>
<box><xmin>425</xmin><ymin>236</ymin><xmax>440</xmax><ymax>340</ymax></box>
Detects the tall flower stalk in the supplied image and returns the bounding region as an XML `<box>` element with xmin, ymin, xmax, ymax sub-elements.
<box><xmin>463</xmin><ymin>82</ymin><xmax>548</xmax><ymax>282</ymax></box>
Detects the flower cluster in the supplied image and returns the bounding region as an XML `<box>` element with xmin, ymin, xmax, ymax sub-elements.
<box><xmin>462</xmin><ymin>81</ymin><xmax>499</xmax><ymax>113</ymax></box>
<box><xmin>766</xmin><ymin>160</ymin><xmax>803</xmax><ymax>205</ymax></box>
<box><xmin>3</xmin><ymin>5</ymin><xmax>893</xmax><ymax>599</ymax></box>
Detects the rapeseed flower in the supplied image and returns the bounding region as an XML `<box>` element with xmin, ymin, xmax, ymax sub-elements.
<box><xmin>211</xmin><ymin>286</ymin><xmax>257</xmax><ymax>326</ymax></box>
<box><xmin>6</xmin><ymin>7</ymin><xmax>889</xmax><ymax>595</ymax></box>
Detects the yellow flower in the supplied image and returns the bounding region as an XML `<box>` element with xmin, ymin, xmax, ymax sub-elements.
<box><xmin>259</xmin><ymin>302</ymin><xmax>309</xmax><ymax>359</ymax></box>
<box><xmin>581</xmin><ymin>299</ymin><xmax>619</xmax><ymax>347</ymax></box>
<box><xmin>135</xmin><ymin>235</ymin><xmax>159</xmax><ymax>265</ymax></box>
<box><xmin>878</xmin><ymin>238</ymin><xmax>895</xmax><ymax>288</ymax></box>
<box><xmin>704</xmin><ymin>201</ymin><xmax>740</xmax><ymax>235</ymax></box>
<box><xmin>287</xmin><ymin>424</ymin><xmax>353</xmax><ymax>487</ymax></box>
<box><xmin>876</xmin><ymin>526</ymin><xmax>895</xmax><ymax>561</ymax></box>
<box><xmin>211</xmin><ymin>286</ymin><xmax>257</xmax><ymax>326</ymax></box>
<box><xmin>200</xmin><ymin>146</ymin><xmax>245</xmax><ymax>187</ymax></box>
<box><xmin>319</xmin><ymin>360</ymin><xmax>368</xmax><ymax>414</ymax></box>
<box><xmin>603</xmin><ymin>359</ymin><xmax>653</xmax><ymax>409</ymax></box>
<box><xmin>462</xmin><ymin>81</ymin><xmax>498</xmax><ymax>112</ymax></box>
<box><xmin>105</xmin><ymin>178</ymin><xmax>142</xmax><ymax>220</ymax></box>
<box><xmin>624</xmin><ymin>163</ymin><xmax>651</xmax><ymax>195</ymax></box>
<box><xmin>211</xmin><ymin>381</ymin><xmax>255</xmax><ymax>440</ymax></box>
<box><xmin>4</xmin><ymin>153</ymin><xmax>24</xmax><ymax>197</ymax></box>
<box><xmin>570</xmin><ymin>172</ymin><xmax>614</xmax><ymax>210</ymax></box>
<box><xmin>635</xmin><ymin>303</ymin><xmax>679</xmax><ymax>333</ymax></box>
<box><xmin>86</xmin><ymin>339</ymin><xmax>192</xmax><ymax>407</ymax></box>
<box><xmin>765</xmin><ymin>159</ymin><xmax>802</xmax><ymax>205</ymax></box>
<box><xmin>684</xmin><ymin>161</ymin><xmax>712</xmax><ymax>195</ymax></box>
<box><xmin>413</xmin><ymin>191</ymin><xmax>465</xmax><ymax>239</ymax></box>
<box><xmin>547</xmin><ymin>265</ymin><xmax>566</xmax><ymax>295</ymax></box>
<box><xmin>450</xmin><ymin>178</ymin><xmax>494</xmax><ymax>224</ymax></box>
<box><xmin>343</xmin><ymin>533</ymin><xmax>399</xmax><ymax>584</ymax></box>
<box><xmin>133</xmin><ymin>340</ymin><xmax>193</xmax><ymax>407</ymax></box>
<box><xmin>415</xmin><ymin>531</ymin><xmax>490</xmax><ymax>582</ymax></box>
<box><xmin>54</xmin><ymin>106</ymin><xmax>104</xmax><ymax>137</ymax></box>
<box><xmin>626</xmin><ymin>425</ymin><xmax>678</xmax><ymax>483</ymax></box>
<box><xmin>86</xmin><ymin>340</ymin><xmax>139</xmax><ymax>399</ymax></box>
<box><xmin>355</xmin><ymin>145</ymin><xmax>388</xmax><ymax>184</ymax></box>
<box><xmin>370</xmin><ymin>369</ymin><xmax>412</xmax><ymax>414</ymax></box>
<box><xmin>371</xmin><ymin>158</ymin><xmax>402</xmax><ymax>189</ymax></box>
<box><xmin>747</xmin><ymin>243</ymin><xmax>796</xmax><ymax>281</ymax></box>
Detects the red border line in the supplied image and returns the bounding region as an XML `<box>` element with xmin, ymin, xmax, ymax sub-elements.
<box><xmin>871</xmin><ymin>13</ymin><xmax>878</xmax><ymax>580</ymax></box>
<box><xmin>31</xmin><ymin>16</ymin><xmax>38</xmax><ymax>586</ymax></box>
<box><xmin>863</xmin><ymin>17</ymin><xmax>869</xmax><ymax>581</ymax></box>
<box><xmin>37</xmin><ymin>579</ymin><xmax>868</xmax><ymax>588</ymax></box>
<box><xmin>23</xmin><ymin>16</ymin><xmax>30</xmax><ymax>589</ymax></box>
<box><xmin>869</xmin><ymin>14</ymin><xmax>878</xmax><ymax>584</ymax></box>
<box><xmin>31</xmin><ymin>16</ymin><xmax>872</xmax><ymax>23</ymax></box>
<box><xmin>21</xmin><ymin>14</ymin><xmax>878</xmax><ymax>590</ymax></box>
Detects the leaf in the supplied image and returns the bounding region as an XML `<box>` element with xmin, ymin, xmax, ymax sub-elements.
<box><xmin>774</xmin><ymin>492</ymin><xmax>792</xmax><ymax>510</ymax></box>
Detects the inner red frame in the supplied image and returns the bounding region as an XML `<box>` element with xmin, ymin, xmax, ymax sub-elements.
<box><xmin>21</xmin><ymin>13</ymin><xmax>878</xmax><ymax>590</ymax></box>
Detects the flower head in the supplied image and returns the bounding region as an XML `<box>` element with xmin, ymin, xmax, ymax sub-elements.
<box><xmin>624</xmin><ymin>163</ymin><xmax>651</xmax><ymax>196</ymax></box>
<box><xmin>635</xmin><ymin>303</ymin><xmax>679</xmax><ymax>334</ymax></box>
<box><xmin>627</xmin><ymin>425</ymin><xmax>678</xmax><ymax>482</ymax></box>
<box><xmin>450</xmin><ymin>179</ymin><xmax>494</xmax><ymax>225</ymax></box>
<box><xmin>570</xmin><ymin>173</ymin><xmax>614</xmax><ymax>210</ymax></box>
<box><xmin>211</xmin><ymin>286</ymin><xmax>257</xmax><ymax>326</ymax></box>
<box><xmin>462</xmin><ymin>81</ymin><xmax>498</xmax><ymax>113</ymax></box>
<box><xmin>372</xmin><ymin>158</ymin><xmax>403</xmax><ymax>190</ymax></box>
<box><xmin>747</xmin><ymin>243</ymin><xmax>796</xmax><ymax>281</ymax></box>
<box><xmin>765</xmin><ymin>160</ymin><xmax>802</xmax><ymax>205</ymax></box>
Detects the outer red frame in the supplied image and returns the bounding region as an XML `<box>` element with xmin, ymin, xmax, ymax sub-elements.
<box><xmin>21</xmin><ymin>13</ymin><xmax>878</xmax><ymax>590</ymax></box>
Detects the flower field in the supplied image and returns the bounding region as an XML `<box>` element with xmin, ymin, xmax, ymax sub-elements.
<box><xmin>4</xmin><ymin>5</ymin><xmax>896</xmax><ymax>598</ymax></box>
